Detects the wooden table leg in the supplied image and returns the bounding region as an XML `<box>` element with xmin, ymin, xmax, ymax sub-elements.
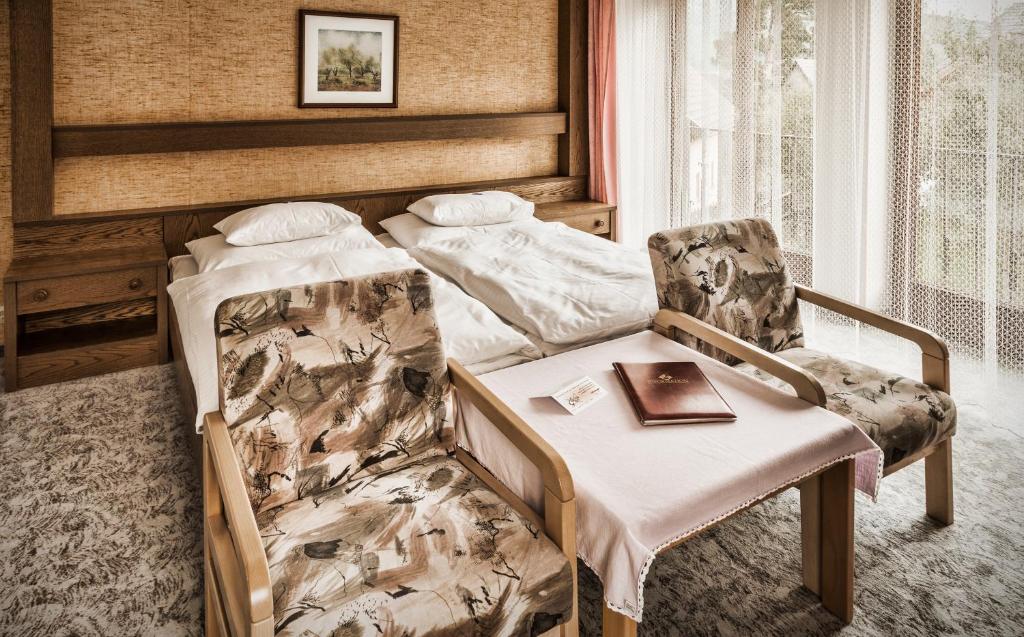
<box><xmin>820</xmin><ymin>459</ymin><xmax>855</xmax><ymax>623</ymax></box>
<box><xmin>800</xmin><ymin>474</ymin><xmax>822</xmax><ymax>596</ymax></box>
<box><xmin>602</xmin><ymin>605</ymin><xmax>638</xmax><ymax>637</ymax></box>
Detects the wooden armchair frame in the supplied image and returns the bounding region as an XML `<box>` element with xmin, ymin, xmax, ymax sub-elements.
<box><xmin>792</xmin><ymin>285</ymin><xmax>953</xmax><ymax>523</ymax></box>
<box><xmin>203</xmin><ymin>358</ymin><xmax>579</xmax><ymax>637</ymax></box>
<box><xmin>653</xmin><ymin>287</ymin><xmax>955</xmax><ymax>526</ymax></box>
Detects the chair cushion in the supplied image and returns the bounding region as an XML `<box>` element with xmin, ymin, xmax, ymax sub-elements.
<box><xmin>214</xmin><ymin>269</ymin><xmax>452</xmax><ymax>514</ymax></box>
<box><xmin>256</xmin><ymin>455</ymin><xmax>575</xmax><ymax>637</ymax></box>
<box><xmin>733</xmin><ymin>347</ymin><xmax>956</xmax><ymax>466</ymax></box>
<box><xmin>648</xmin><ymin>218</ymin><xmax>804</xmax><ymax>364</ymax></box>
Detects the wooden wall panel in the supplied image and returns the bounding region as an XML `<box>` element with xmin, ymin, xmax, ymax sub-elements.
<box><xmin>52</xmin><ymin>0</ymin><xmax>559</xmax><ymax>125</ymax></box>
<box><xmin>54</xmin><ymin>137</ymin><xmax>559</xmax><ymax>215</ymax></box>
<box><xmin>10</xmin><ymin>0</ymin><xmax>53</xmax><ymax>223</ymax></box>
<box><xmin>161</xmin><ymin>175</ymin><xmax>587</xmax><ymax>255</ymax></box>
<box><xmin>558</xmin><ymin>0</ymin><xmax>588</xmax><ymax>176</ymax></box>
<box><xmin>53</xmin><ymin>113</ymin><xmax>567</xmax><ymax>157</ymax></box>
<box><xmin>1</xmin><ymin>0</ymin><xmax>11</xmax><ymax>346</ymax></box>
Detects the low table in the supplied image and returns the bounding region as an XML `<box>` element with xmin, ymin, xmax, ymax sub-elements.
<box><xmin>455</xmin><ymin>331</ymin><xmax>881</xmax><ymax>635</ymax></box>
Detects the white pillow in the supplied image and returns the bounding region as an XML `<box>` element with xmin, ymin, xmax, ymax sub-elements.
<box><xmin>380</xmin><ymin>213</ymin><xmax>540</xmax><ymax>249</ymax></box>
<box><xmin>214</xmin><ymin>201</ymin><xmax>361</xmax><ymax>246</ymax></box>
<box><xmin>186</xmin><ymin>224</ymin><xmax>381</xmax><ymax>273</ymax></box>
<box><xmin>407</xmin><ymin>191</ymin><xmax>535</xmax><ymax>226</ymax></box>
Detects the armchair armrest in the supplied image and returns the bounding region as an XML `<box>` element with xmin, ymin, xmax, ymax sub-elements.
<box><xmin>794</xmin><ymin>285</ymin><xmax>950</xmax><ymax>392</ymax></box>
<box><xmin>448</xmin><ymin>359</ymin><xmax>574</xmax><ymax>503</ymax></box>
<box><xmin>448</xmin><ymin>360</ymin><xmax>579</xmax><ymax>633</ymax></box>
<box><xmin>653</xmin><ymin>308</ymin><xmax>827</xmax><ymax>407</ymax></box>
<box><xmin>204</xmin><ymin>411</ymin><xmax>274</xmax><ymax>634</ymax></box>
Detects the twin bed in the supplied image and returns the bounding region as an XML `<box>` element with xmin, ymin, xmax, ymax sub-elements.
<box><xmin>166</xmin><ymin>206</ymin><xmax>658</xmax><ymax>435</ymax></box>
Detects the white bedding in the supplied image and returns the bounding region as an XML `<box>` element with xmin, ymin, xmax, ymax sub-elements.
<box><xmin>380</xmin><ymin>213</ymin><xmax>659</xmax><ymax>347</ymax></box>
<box><xmin>185</xmin><ymin>224</ymin><xmax>380</xmax><ymax>273</ymax></box>
<box><xmin>168</xmin><ymin>247</ymin><xmax>541</xmax><ymax>431</ymax></box>
<box><xmin>168</xmin><ymin>255</ymin><xmax>199</xmax><ymax>281</ymax></box>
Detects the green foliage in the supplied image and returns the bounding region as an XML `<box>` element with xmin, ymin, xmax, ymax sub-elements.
<box><xmin>781</xmin><ymin>0</ymin><xmax>814</xmax><ymax>75</ymax></box>
<box><xmin>917</xmin><ymin>11</ymin><xmax>1024</xmax><ymax>305</ymax></box>
<box><xmin>318</xmin><ymin>43</ymin><xmax>382</xmax><ymax>91</ymax></box>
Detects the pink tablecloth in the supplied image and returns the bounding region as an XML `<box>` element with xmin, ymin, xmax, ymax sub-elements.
<box><xmin>455</xmin><ymin>331</ymin><xmax>881</xmax><ymax>622</ymax></box>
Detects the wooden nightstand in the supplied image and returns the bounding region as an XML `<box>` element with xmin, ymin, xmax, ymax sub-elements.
<box><xmin>3</xmin><ymin>246</ymin><xmax>168</xmax><ymax>391</ymax></box>
<box><xmin>534</xmin><ymin>200</ymin><xmax>617</xmax><ymax>241</ymax></box>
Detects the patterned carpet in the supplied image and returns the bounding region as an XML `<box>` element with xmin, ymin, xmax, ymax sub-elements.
<box><xmin>1</xmin><ymin>351</ymin><xmax>1023</xmax><ymax>636</ymax></box>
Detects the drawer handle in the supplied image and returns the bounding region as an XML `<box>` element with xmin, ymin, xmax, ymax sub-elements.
<box><xmin>594</xmin><ymin>219</ymin><xmax>607</xmax><ymax>228</ymax></box>
<box><xmin>128</xmin><ymin>278</ymin><xmax>143</xmax><ymax>291</ymax></box>
<box><xmin>32</xmin><ymin>288</ymin><xmax>49</xmax><ymax>302</ymax></box>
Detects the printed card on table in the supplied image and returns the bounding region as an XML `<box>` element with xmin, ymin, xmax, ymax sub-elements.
<box><xmin>551</xmin><ymin>376</ymin><xmax>607</xmax><ymax>415</ymax></box>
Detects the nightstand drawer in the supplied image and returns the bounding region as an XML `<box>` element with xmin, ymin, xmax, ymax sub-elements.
<box><xmin>17</xmin><ymin>267</ymin><xmax>157</xmax><ymax>314</ymax></box>
<box><xmin>555</xmin><ymin>211</ymin><xmax>612</xmax><ymax>235</ymax></box>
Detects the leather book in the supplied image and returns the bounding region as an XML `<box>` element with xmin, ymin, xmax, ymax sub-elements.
<box><xmin>612</xmin><ymin>362</ymin><xmax>737</xmax><ymax>425</ymax></box>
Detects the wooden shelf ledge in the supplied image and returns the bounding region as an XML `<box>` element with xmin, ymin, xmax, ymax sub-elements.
<box><xmin>52</xmin><ymin>112</ymin><xmax>568</xmax><ymax>157</ymax></box>
<box><xmin>19</xmin><ymin>316</ymin><xmax>157</xmax><ymax>357</ymax></box>
<box><xmin>534</xmin><ymin>200</ymin><xmax>614</xmax><ymax>219</ymax></box>
<box><xmin>5</xmin><ymin>246</ymin><xmax>168</xmax><ymax>282</ymax></box>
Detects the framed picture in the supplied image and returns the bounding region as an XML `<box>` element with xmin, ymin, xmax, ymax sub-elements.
<box><xmin>299</xmin><ymin>10</ymin><xmax>399</xmax><ymax>108</ymax></box>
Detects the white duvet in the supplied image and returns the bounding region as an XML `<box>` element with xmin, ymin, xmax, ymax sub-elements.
<box><xmin>168</xmin><ymin>248</ymin><xmax>541</xmax><ymax>431</ymax></box>
<box><xmin>381</xmin><ymin>213</ymin><xmax>659</xmax><ymax>346</ymax></box>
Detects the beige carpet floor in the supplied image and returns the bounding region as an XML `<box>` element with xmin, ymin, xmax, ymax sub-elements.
<box><xmin>1</xmin><ymin>325</ymin><xmax>1023</xmax><ymax>635</ymax></box>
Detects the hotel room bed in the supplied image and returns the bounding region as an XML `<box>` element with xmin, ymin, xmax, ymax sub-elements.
<box><xmin>167</xmin><ymin>230</ymin><xmax>542</xmax><ymax>433</ymax></box>
<box><xmin>380</xmin><ymin>213</ymin><xmax>659</xmax><ymax>354</ymax></box>
<box><xmin>167</xmin><ymin>204</ymin><xmax>657</xmax><ymax>437</ymax></box>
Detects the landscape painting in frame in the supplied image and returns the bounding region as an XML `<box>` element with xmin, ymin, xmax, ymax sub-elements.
<box><xmin>300</xmin><ymin>11</ymin><xmax>398</xmax><ymax>107</ymax></box>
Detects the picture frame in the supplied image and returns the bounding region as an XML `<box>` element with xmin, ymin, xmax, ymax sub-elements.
<box><xmin>298</xmin><ymin>10</ymin><xmax>399</xmax><ymax>108</ymax></box>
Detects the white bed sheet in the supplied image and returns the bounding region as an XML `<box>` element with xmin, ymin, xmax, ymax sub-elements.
<box><xmin>456</xmin><ymin>330</ymin><xmax>882</xmax><ymax>621</ymax></box>
<box><xmin>380</xmin><ymin>213</ymin><xmax>659</xmax><ymax>348</ymax></box>
<box><xmin>374</xmin><ymin>232</ymin><xmax>401</xmax><ymax>249</ymax></box>
<box><xmin>169</xmin><ymin>255</ymin><xmax>199</xmax><ymax>281</ymax></box>
<box><xmin>168</xmin><ymin>247</ymin><xmax>541</xmax><ymax>431</ymax></box>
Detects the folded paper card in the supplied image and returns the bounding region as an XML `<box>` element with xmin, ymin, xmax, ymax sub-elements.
<box><xmin>551</xmin><ymin>376</ymin><xmax>607</xmax><ymax>415</ymax></box>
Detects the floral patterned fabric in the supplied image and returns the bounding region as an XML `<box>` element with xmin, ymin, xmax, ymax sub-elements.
<box><xmin>214</xmin><ymin>269</ymin><xmax>451</xmax><ymax>514</ymax></box>
<box><xmin>257</xmin><ymin>454</ymin><xmax>575</xmax><ymax>637</ymax></box>
<box><xmin>215</xmin><ymin>270</ymin><xmax>574</xmax><ymax>636</ymax></box>
<box><xmin>734</xmin><ymin>347</ymin><xmax>957</xmax><ymax>467</ymax></box>
<box><xmin>649</xmin><ymin>219</ymin><xmax>957</xmax><ymax>467</ymax></box>
<box><xmin>648</xmin><ymin>218</ymin><xmax>804</xmax><ymax>364</ymax></box>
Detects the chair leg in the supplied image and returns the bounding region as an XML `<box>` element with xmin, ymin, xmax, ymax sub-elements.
<box><xmin>800</xmin><ymin>475</ymin><xmax>822</xmax><ymax>596</ymax></box>
<box><xmin>925</xmin><ymin>438</ymin><xmax>954</xmax><ymax>526</ymax></box>
<box><xmin>602</xmin><ymin>606</ymin><xmax>638</xmax><ymax>637</ymax></box>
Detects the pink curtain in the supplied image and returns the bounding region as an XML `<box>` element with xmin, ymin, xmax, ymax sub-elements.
<box><xmin>588</xmin><ymin>0</ymin><xmax>618</xmax><ymax>205</ymax></box>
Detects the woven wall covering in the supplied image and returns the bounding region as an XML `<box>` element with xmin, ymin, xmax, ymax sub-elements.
<box><xmin>54</xmin><ymin>137</ymin><xmax>558</xmax><ymax>214</ymax></box>
<box><xmin>48</xmin><ymin>0</ymin><xmax>560</xmax><ymax>215</ymax></box>
<box><xmin>52</xmin><ymin>0</ymin><xmax>559</xmax><ymax>124</ymax></box>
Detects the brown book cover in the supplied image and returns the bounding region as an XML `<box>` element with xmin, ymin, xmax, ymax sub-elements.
<box><xmin>612</xmin><ymin>362</ymin><xmax>737</xmax><ymax>425</ymax></box>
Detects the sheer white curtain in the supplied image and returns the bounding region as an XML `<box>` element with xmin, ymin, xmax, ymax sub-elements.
<box><xmin>616</xmin><ymin>0</ymin><xmax>1024</xmax><ymax>371</ymax></box>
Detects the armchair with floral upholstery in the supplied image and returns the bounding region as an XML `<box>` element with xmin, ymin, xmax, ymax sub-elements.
<box><xmin>648</xmin><ymin>218</ymin><xmax>955</xmax><ymax>526</ymax></box>
<box><xmin>202</xmin><ymin>269</ymin><xmax>578</xmax><ymax>637</ymax></box>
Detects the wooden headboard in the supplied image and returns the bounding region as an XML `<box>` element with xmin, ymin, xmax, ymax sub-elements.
<box><xmin>11</xmin><ymin>175</ymin><xmax>586</xmax><ymax>261</ymax></box>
